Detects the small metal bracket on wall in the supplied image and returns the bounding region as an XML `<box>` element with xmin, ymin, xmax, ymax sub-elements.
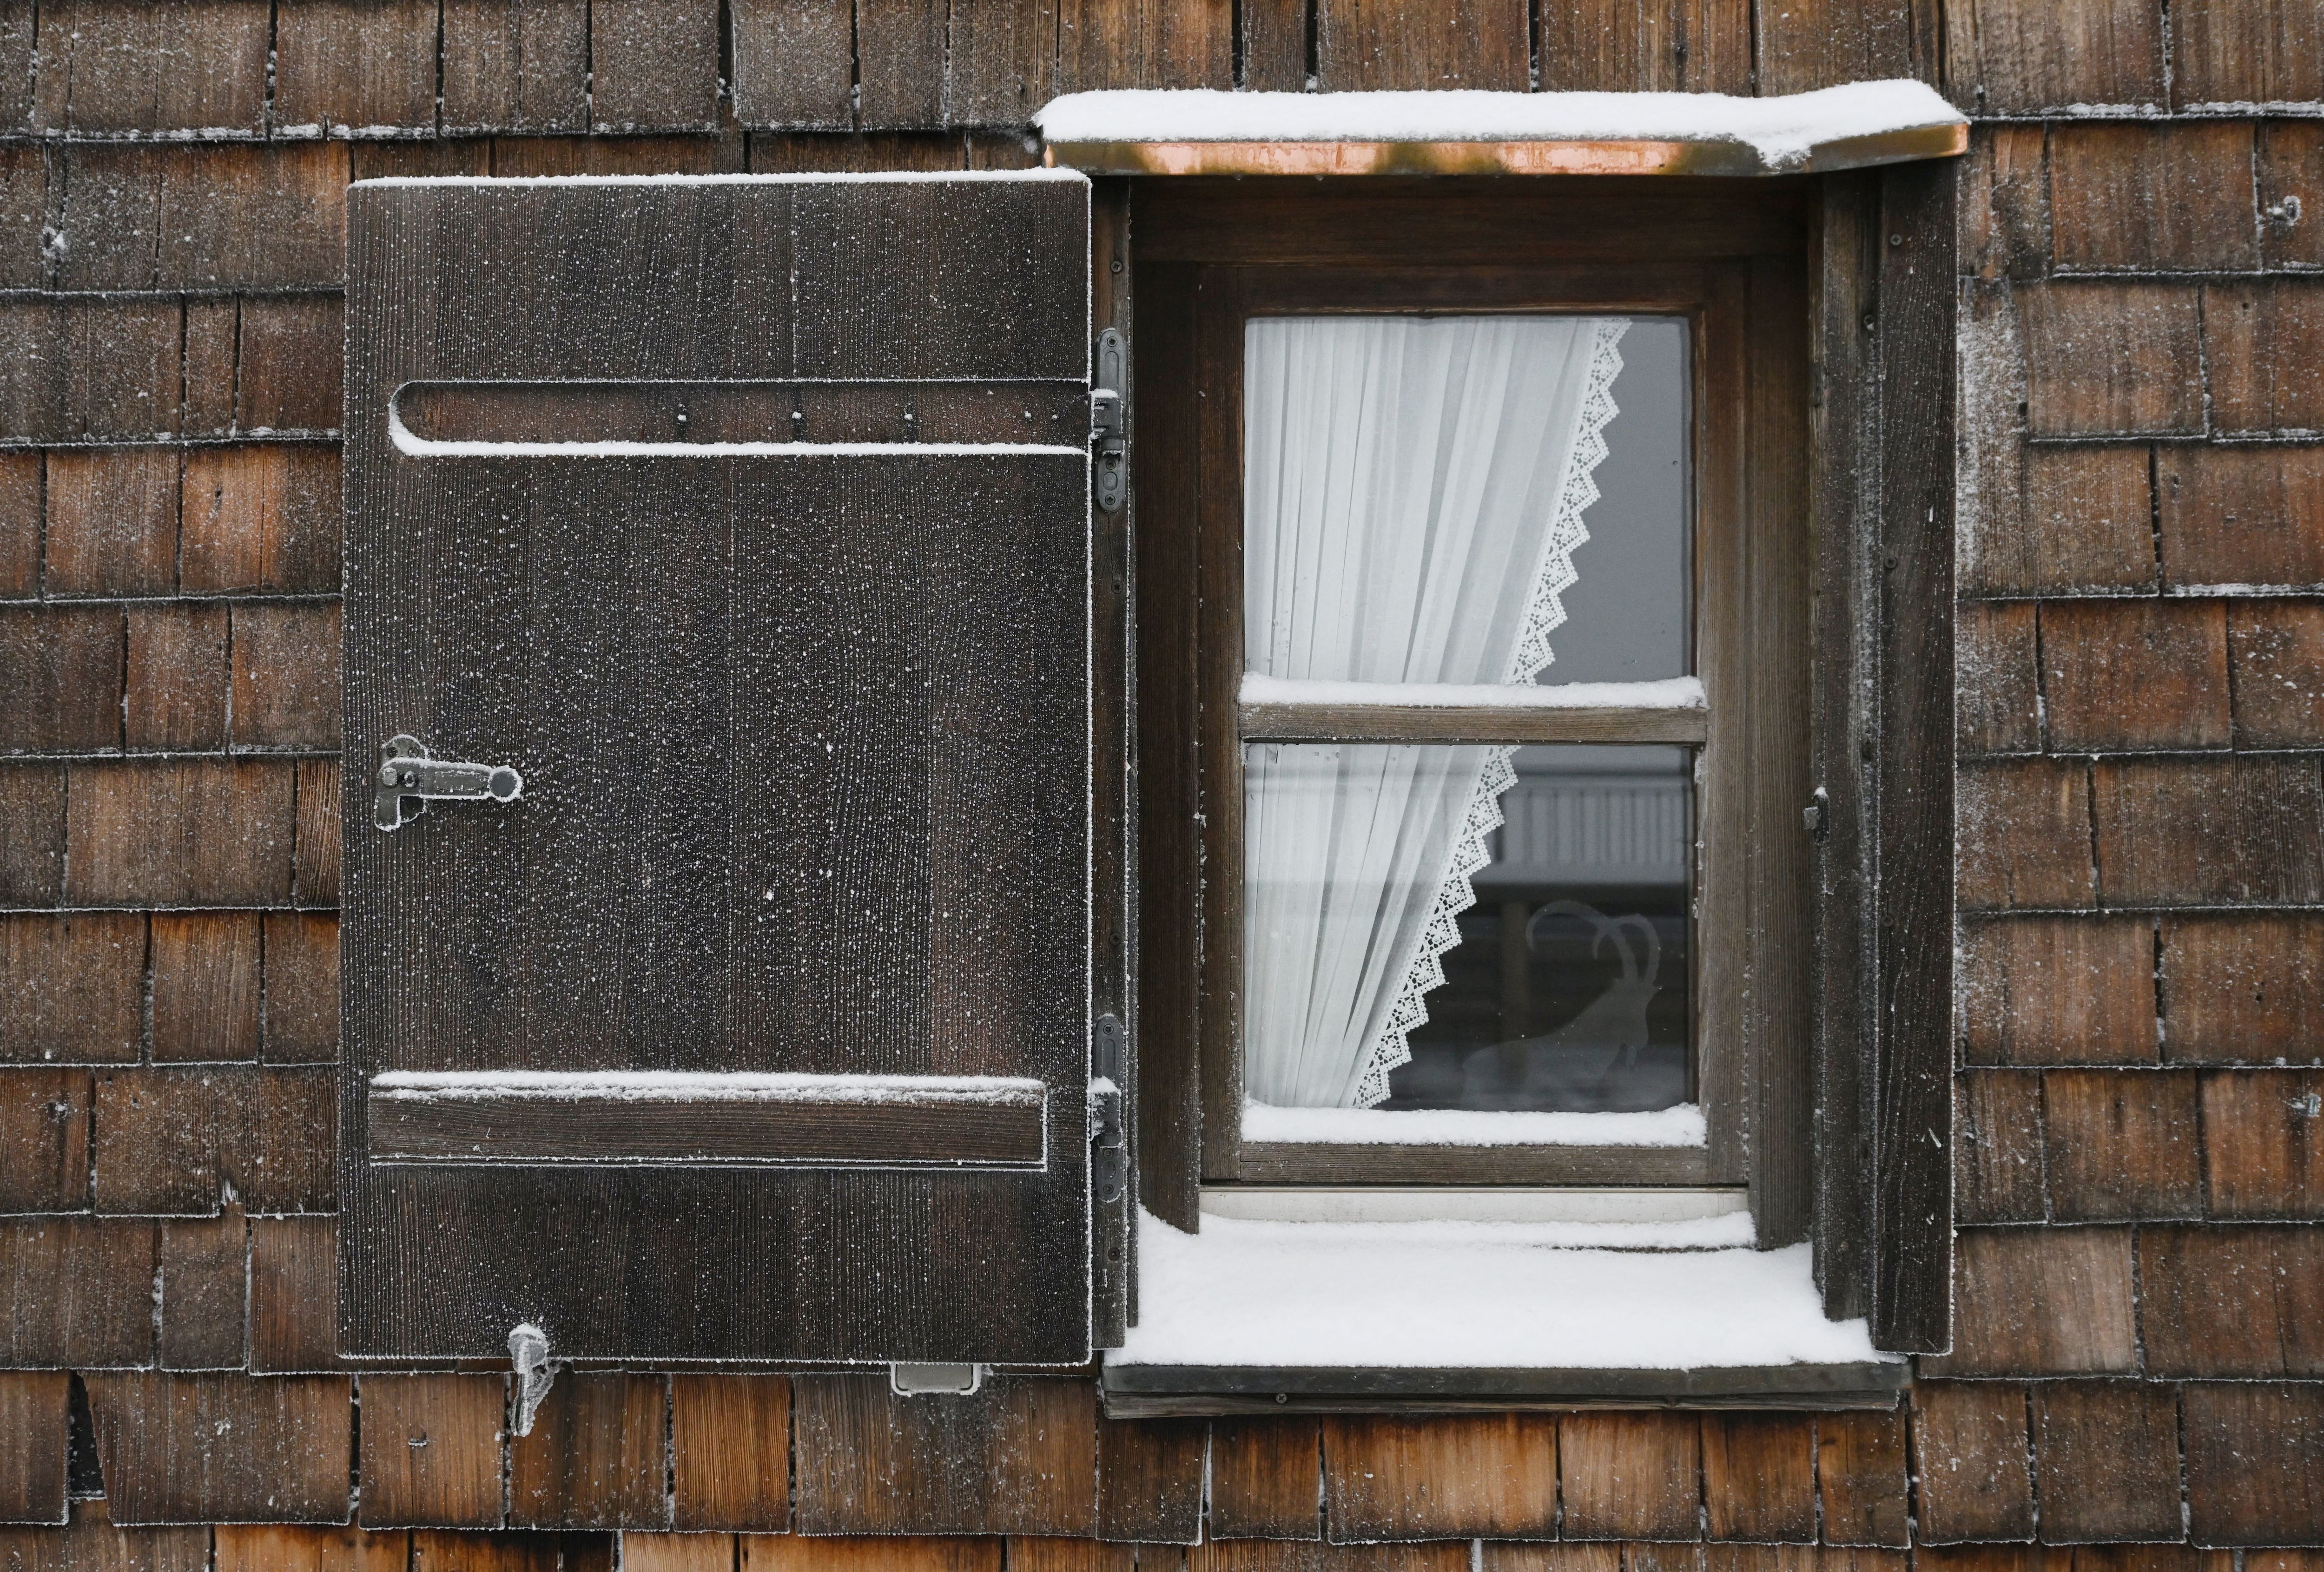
<box><xmin>1089</xmin><ymin>1013</ymin><xmax>1128</xmax><ymax>1206</ymax></box>
<box><xmin>891</xmin><ymin>1362</ymin><xmax>984</xmax><ymax>1396</ymax></box>
<box><xmin>508</xmin><ymin>1322</ymin><xmax>555</xmax><ymax>1436</ymax></box>
<box><xmin>1091</xmin><ymin>328</ymin><xmax>1127</xmax><ymax>513</ymax></box>
<box><xmin>374</xmin><ymin>734</ymin><xmax>525</xmax><ymax>831</ymax></box>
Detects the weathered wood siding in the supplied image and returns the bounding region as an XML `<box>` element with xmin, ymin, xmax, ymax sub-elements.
<box><xmin>1</xmin><ymin>0</ymin><xmax>2321</xmax><ymax>1561</ymax></box>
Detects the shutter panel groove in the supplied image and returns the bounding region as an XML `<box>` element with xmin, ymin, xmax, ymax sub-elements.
<box><xmin>342</xmin><ymin>172</ymin><xmax>1094</xmax><ymax>1364</ymax></box>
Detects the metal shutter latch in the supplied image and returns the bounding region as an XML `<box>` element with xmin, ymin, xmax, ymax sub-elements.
<box><xmin>1091</xmin><ymin>328</ymin><xmax>1127</xmax><ymax>513</ymax></box>
<box><xmin>374</xmin><ymin>734</ymin><xmax>525</xmax><ymax>831</ymax></box>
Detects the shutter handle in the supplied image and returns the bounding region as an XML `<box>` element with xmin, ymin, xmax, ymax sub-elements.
<box><xmin>1091</xmin><ymin>328</ymin><xmax>1127</xmax><ymax>514</ymax></box>
<box><xmin>374</xmin><ymin>734</ymin><xmax>525</xmax><ymax>831</ymax></box>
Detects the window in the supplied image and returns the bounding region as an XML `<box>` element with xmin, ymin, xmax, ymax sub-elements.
<box><xmin>1137</xmin><ymin>181</ymin><xmax>1813</xmax><ymax>1216</ymax></box>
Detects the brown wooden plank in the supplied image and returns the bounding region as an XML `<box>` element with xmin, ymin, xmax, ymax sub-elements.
<box><xmin>2201</xmin><ymin>1068</ymin><xmax>2324</xmax><ymax>1217</ymax></box>
<box><xmin>122</xmin><ymin>604</ymin><xmax>228</xmax><ymax>752</ymax></box>
<box><xmin>1957</xmin><ymin>601</ymin><xmax>2040</xmax><ymax>755</ymax></box>
<box><xmin>53</xmin><ymin>145</ymin><xmax>350</xmax><ymax>291</ymax></box>
<box><xmin>625</xmin><ymin>1535</ymin><xmax>739</xmax><ymax>1572</ymax></box>
<box><xmin>1940</xmin><ymin>0</ymin><xmax>2164</xmax><ymax>113</ymax></box>
<box><xmin>151</xmin><ymin>912</ymin><xmax>261</xmax><ymax>1064</ymax></box>
<box><xmin>729</xmin><ymin>0</ymin><xmax>856</xmax><ymax>129</ymax></box>
<box><xmin>96</xmin><ymin>1066</ymin><xmax>335</xmax><ymax>1217</ymax></box>
<box><xmin>1193</xmin><ymin>1546</ymin><xmax>1468</xmax><ymax>1572</ymax></box>
<box><xmin>0</xmin><ymin>763</ymin><xmax>67</xmax><ymax>905</ymax></box>
<box><xmin>2039</xmin><ymin>1069</ymin><xmax>2201</xmax><ymax>1221</ymax></box>
<box><xmin>941</xmin><ymin>0</ymin><xmax>1059</xmax><ymax>127</ymax></box>
<box><xmin>2161</xmin><ymin>913</ymin><xmax>2324</xmax><ymax>1065</ymax></box>
<box><xmin>1232</xmin><ymin>1143</ymin><xmax>1712</xmax><ymax>1185</ymax></box>
<box><xmin>0</xmin><ymin>605</ymin><xmax>124</xmax><ymax>752</ymax></box>
<box><xmin>250</xmin><ymin>1215</ymin><xmax>345</xmax><ymax>1374</ymax></box>
<box><xmin>2204</xmin><ymin>280</ymin><xmax>2324</xmax><ymax>436</ymax></box>
<box><xmin>0</xmin><ymin>1502</ymin><xmax>210</xmax><ymax>1568</ymax></box>
<box><xmin>489</xmin><ymin>135</ymin><xmax>741</xmax><ymax>179</ymax></box>
<box><xmin>792</xmin><ymin>1375</ymin><xmax>1097</xmax><ymax>1535</ymax></box>
<box><xmin>672</xmin><ymin>1374</ymin><xmax>791</xmax><ymax>1531</ymax></box>
<box><xmin>2048</xmin><ymin>123</ymin><xmax>2259</xmax><ymax>272</ymax></box>
<box><xmin>0</xmin><ymin>1371</ymin><xmax>69</xmax><ymax>1526</ymax></box>
<box><xmin>1816</xmin><ymin>1409</ymin><xmax>1908</xmax><ymax>1548</ymax></box>
<box><xmin>2140</xmin><ymin>1224</ymin><xmax>2324</xmax><ymax>1377</ymax></box>
<box><xmin>590</xmin><ymin>0</ymin><xmax>720</xmax><ymax>131</ymax></box>
<box><xmin>231</xmin><ymin>602</ymin><xmax>341</xmax><ymax>750</ymax></box>
<box><xmin>1956</xmin><ymin>1070</ymin><xmax>2045</xmax><ymax>1224</ymax></box>
<box><xmin>0</xmin><ymin>1068</ymin><xmax>93</xmax><ymax>1210</ymax></box>
<box><xmin>0</xmin><ymin>914</ymin><xmax>143</xmax><ymax>1064</ymax></box>
<box><xmin>29</xmin><ymin>0</ymin><xmax>271</xmax><ymax>137</ymax></box>
<box><xmin>1756</xmin><ymin>0</ymin><xmax>1924</xmax><ymax>95</ymax></box>
<box><xmin>414</xmin><ymin>1529</ymin><xmax>619</xmax><ymax>1571</ymax></box>
<box><xmin>218</xmin><ymin>1523</ymin><xmax>412</xmax><ymax>1571</ymax></box>
<box><xmin>1919</xmin><ymin>1226</ymin><xmax>2136</xmax><ymax>1377</ymax></box>
<box><xmin>2040</xmin><ymin>599</ymin><xmax>2230</xmax><ymax>752</ymax></box>
<box><xmin>2228</xmin><ymin>600</ymin><xmax>2324</xmax><ymax>746</ymax></box>
<box><xmin>1484</xmin><ymin>1548</ymin><xmax>1621</xmax><ymax>1572</ymax></box>
<box><xmin>2171</xmin><ymin>0</ymin><xmax>2324</xmax><ymax>109</ymax></box>
<box><xmin>1238</xmin><ymin>701</ymin><xmax>1706</xmax><ymax>745</ymax></box>
<box><xmin>1055</xmin><ymin>0</ymin><xmax>1234</xmax><ymax>94</ymax></box>
<box><xmin>1097</xmin><ymin>1417</ymin><xmax>1204</xmax><ymax>1544</ymax></box>
<box><xmin>2093</xmin><ymin>756</ymin><xmax>2324</xmax><ymax>906</ymax></box>
<box><xmin>1698</xmin><ymin>1414</ymin><xmax>1814</xmax><ymax>1542</ymax></box>
<box><xmin>236</xmin><ymin>296</ymin><xmax>344</xmax><ymax>434</ymax></box>
<box><xmin>397</xmin><ymin>379</ymin><xmax>1087</xmax><ymax>447</ymax></box>
<box><xmin>442</xmin><ymin>0</ymin><xmax>589</xmax><ymax>134</ymax></box>
<box><xmin>1209</xmin><ymin>1418</ymin><xmax>1322</xmax><ymax>1539</ymax></box>
<box><xmin>2184</xmin><ymin>1382</ymin><xmax>2324</xmax><ymax>1546</ymax></box>
<box><xmin>1530</xmin><ymin>0</ymin><xmax>1749</xmax><ymax>92</ymax></box>
<box><xmin>1956</xmin><ymin>758</ymin><xmax>2094</xmax><ymax>912</ymax></box>
<box><xmin>85</xmin><ymin>1372</ymin><xmax>353</xmax><ymax>1525</ymax></box>
<box><xmin>1313</xmin><ymin>0</ymin><xmax>1528</xmax><ymax>88</ymax></box>
<box><xmin>2030</xmin><ymin>1381</ymin><xmax>2182</xmax><ymax>1542</ymax></box>
<box><xmin>179</xmin><ymin>446</ymin><xmax>342</xmax><ymax>596</ymax></box>
<box><xmin>184</xmin><ymin>298</ymin><xmax>241</xmax><ymax>435</ymax></box>
<box><xmin>1961</xmin><ymin>125</ymin><xmax>2049</xmax><ymax>282</ymax></box>
<box><xmin>359</xmin><ymin>1374</ymin><xmax>508</xmax><ymax>1529</ymax></box>
<box><xmin>158</xmin><ymin>1213</ymin><xmax>247</xmax><ymax>1371</ymax></box>
<box><xmin>0</xmin><ymin>301</ymin><xmax>185</xmax><ymax>443</ymax></box>
<box><xmin>2259</xmin><ymin>125</ymin><xmax>2324</xmax><ymax>272</ymax></box>
<box><xmin>1966</xmin><ymin>446</ymin><xmax>2158</xmax><ymax>597</ymax></box>
<box><xmin>2020</xmin><ymin>283</ymin><xmax>2205</xmax><ymax>438</ymax></box>
<box><xmin>2156</xmin><ymin>446</ymin><xmax>2324</xmax><ymax>592</ymax></box>
<box><xmin>1556</xmin><ymin>1413</ymin><xmax>1699</xmax><ymax>1540</ymax></box>
<box><xmin>510</xmin><ymin>1372</ymin><xmax>670</xmax><ymax>1530</ymax></box>
<box><xmin>65</xmin><ymin>759</ymin><xmax>297</xmax><ymax>907</ymax></box>
<box><xmin>272</xmin><ymin>0</ymin><xmax>441</xmax><ymax>136</ymax></box>
<box><xmin>1961</xmin><ymin>915</ymin><xmax>2158</xmax><ymax>1067</ymax></box>
<box><xmin>0</xmin><ymin>1218</ymin><xmax>155</xmax><ymax>1367</ymax></box>
<box><xmin>1908</xmin><ymin>1382</ymin><xmax>2034</xmax><ymax>1543</ymax></box>
<box><xmin>0</xmin><ymin>452</ymin><xmax>38</xmax><ymax>598</ymax></box>
<box><xmin>1320</xmin><ymin>1415</ymin><xmax>1555</xmax><ymax>1541</ymax></box>
<box><xmin>263</xmin><ymin>913</ymin><xmax>341</xmax><ymax>1066</ymax></box>
<box><xmin>294</xmin><ymin>758</ymin><xmax>340</xmax><ymax>908</ymax></box>
<box><xmin>740</xmin><ymin>1538</ymin><xmax>1001</xmax><ymax>1572</ymax></box>
<box><xmin>1009</xmin><ymin>1540</ymin><xmax>1137</xmax><ymax>1572</ymax></box>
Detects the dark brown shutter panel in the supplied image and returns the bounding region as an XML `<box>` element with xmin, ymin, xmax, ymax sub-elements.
<box><xmin>341</xmin><ymin>173</ymin><xmax>1094</xmax><ymax>1363</ymax></box>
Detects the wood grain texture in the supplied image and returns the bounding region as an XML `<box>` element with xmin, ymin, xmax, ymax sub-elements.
<box><xmin>0</xmin><ymin>1370</ymin><xmax>69</xmax><ymax>1526</ymax></box>
<box><xmin>0</xmin><ymin>300</ymin><xmax>184</xmax><ymax>442</ymax></box>
<box><xmin>1535</xmin><ymin>0</ymin><xmax>1749</xmax><ymax>92</ymax></box>
<box><xmin>792</xmin><ymin>1375</ymin><xmax>1097</xmax><ymax>1536</ymax></box>
<box><xmin>2203</xmin><ymin>280</ymin><xmax>2324</xmax><ymax>436</ymax></box>
<box><xmin>1756</xmin><ymin>0</ymin><xmax>1927</xmax><ymax>95</ymax></box>
<box><xmin>1961</xmin><ymin>916</ymin><xmax>2157</xmax><ymax>1066</ymax></box>
<box><xmin>158</xmin><ymin>1214</ymin><xmax>247</xmax><ymax>1371</ymax></box>
<box><xmin>1313</xmin><ymin>0</ymin><xmax>1529</xmax><ymax>89</ymax></box>
<box><xmin>730</xmin><ymin>0</ymin><xmax>856</xmax><ymax>129</ymax></box>
<box><xmin>742</xmin><ymin>1538</ymin><xmax>1000</xmax><ymax>1572</ymax></box>
<box><xmin>230</xmin><ymin>602</ymin><xmax>340</xmax><ymax>750</ymax></box>
<box><xmin>1096</xmin><ymin>1417</ymin><xmax>1204</xmax><ymax>1544</ymax></box>
<box><xmin>2201</xmin><ymin>1069</ymin><xmax>2324</xmax><ymax>1216</ymax></box>
<box><xmin>624</xmin><ymin>1535</ymin><xmax>738</xmax><ymax>1572</ymax></box>
<box><xmin>2139</xmin><ymin>1224</ymin><xmax>2324</xmax><ymax>1377</ymax></box>
<box><xmin>85</xmin><ymin>1372</ymin><xmax>353</xmax><ymax>1525</ymax></box>
<box><xmin>0</xmin><ymin>1068</ymin><xmax>93</xmax><ymax>1210</ymax></box>
<box><xmin>2259</xmin><ymin>124</ymin><xmax>2324</xmax><ymax>272</ymax></box>
<box><xmin>511</xmin><ymin>1373</ymin><xmax>670</xmax><ymax>1530</ymax></box>
<box><xmin>1955</xmin><ymin>1071</ymin><xmax>2044</xmax><ymax>1224</ymax></box>
<box><xmin>2228</xmin><ymin>600</ymin><xmax>2324</xmax><ymax>746</ymax></box>
<box><xmin>2039</xmin><ymin>1069</ymin><xmax>2200</xmax><ymax>1221</ymax></box>
<box><xmin>1698</xmin><ymin>1414</ymin><xmax>1814</xmax><ymax>1542</ymax></box>
<box><xmin>0</xmin><ymin>764</ymin><xmax>66</xmax><ymax>905</ymax></box>
<box><xmin>250</xmin><ymin>1215</ymin><xmax>345</xmax><ymax>1374</ymax></box>
<box><xmin>180</xmin><ymin>446</ymin><xmax>343</xmax><ymax>596</ymax></box>
<box><xmin>1209</xmin><ymin>1418</ymin><xmax>1322</xmax><ymax>1539</ymax></box>
<box><xmin>358</xmin><ymin>1375</ymin><xmax>508</xmax><ymax>1529</ymax></box>
<box><xmin>1556</xmin><ymin>1413</ymin><xmax>1699</xmax><ymax>1540</ymax></box>
<box><xmin>413</xmin><ymin>1529</ymin><xmax>619</xmax><ymax>1571</ymax></box>
<box><xmin>1</xmin><ymin>1501</ymin><xmax>211</xmax><ymax>1571</ymax></box>
<box><xmin>29</xmin><ymin>0</ymin><xmax>271</xmax><ymax>137</ymax></box>
<box><xmin>0</xmin><ymin>452</ymin><xmax>37</xmax><ymax>597</ymax></box>
<box><xmin>342</xmin><ymin>176</ymin><xmax>1093</xmax><ymax>1363</ymax></box>
<box><xmin>2183</xmin><ymin>1383</ymin><xmax>2324</xmax><ymax>1546</ymax></box>
<box><xmin>1056</xmin><ymin>0</ymin><xmax>1234</xmax><ymax>94</ymax></box>
<box><xmin>1921</xmin><ymin>1226</ymin><xmax>2136</xmax><ymax>1377</ymax></box>
<box><xmin>1192</xmin><ymin>1545</ymin><xmax>1468</xmax><ymax>1572</ymax></box>
<box><xmin>2019</xmin><ymin>283</ymin><xmax>2205</xmax><ymax>438</ymax></box>
<box><xmin>1320</xmin><ymin>1415</ymin><xmax>1555</xmax><ymax>1541</ymax></box>
<box><xmin>2093</xmin><ymin>756</ymin><xmax>2324</xmax><ymax>907</ymax></box>
<box><xmin>2160</xmin><ymin>914</ymin><xmax>2324</xmax><ymax>1065</ymax></box>
<box><xmin>218</xmin><ymin>1523</ymin><xmax>413</xmax><ymax>1571</ymax></box>
<box><xmin>2171</xmin><ymin>0</ymin><xmax>2324</xmax><ymax>109</ymax></box>
<box><xmin>95</xmin><ymin>1066</ymin><xmax>334</xmax><ymax>1217</ymax></box>
<box><xmin>1941</xmin><ymin>0</ymin><xmax>2164</xmax><ymax>113</ymax></box>
<box><xmin>2032</xmin><ymin>1382</ymin><xmax>2184</xmax><ymax>1543</ymax></box>
<box><xmin>589</xmin><ymin>0</ymin><xmax>720</xmax><ymax>131</ymax></box>
<box><xmin>0</xmin><ymin>913</ymin><xmax>143</xmax><ymax>1064</ymax></box>
<box><xmin>671</xmin><ymin>1375</ymin><xmax>791</xmax><ymax>1531</ymax></box>
<box><xmin>123</xmin><ymin>604</ymin><xmax>228</xmax><ymax>752</ymax></box>
<box><xmin>1955</xmin><ymin>601</ymin><xmax>2039</xmax><ymax>756</ymax></box>
<box><xmin>2157</xmin><ymin>447</ymin><xmax>2324</xmax><ymax>592</ymax></box>
<box><xmin>1956</xmin><ymin>759</ymin><xmax>2093</xmax><ymax>912</ymax></box>
<box><xmin>65</xmin><ymin>760</ymin><xmax>297</xmax><ymax>908</ymax></box>
<box><xmin>1908</xmin><ymin>1383</ymin><xmax>2034</xmax><ymax>1543</ymax></box>
<box><xmin>2048</xmin><ymin>123</ymin><xmax>2259</xmax><ymax>273</ymax></box>
<box><xmin>0</xmin><ymin>1218</ymin><xmax>155</xmax><ymax>1368</ymax></box>
<box><xmin>1960</xmin><ymin>124</ymin><xmax>2048</xmax><ymax>283</ymax></box>
<box><xmin>1816</xmin><ymin>1410</ymin><xmax>1908</xmax><ymax>1548</ymax></box>
<box><xmin>264</xmin><ymin>914</ymin><xmax>341</xmax><ymax>1065</ymax></box>
<box><xmin>0</xmin><ymin>605</ymin><xmax>124</xmax><ymax>753</ymax></box>
<box><xmin>150</xmin><ymin>913</ymin><xmax>259</xmax><ymax>1063</ymax></box>
<box><xmin>442</xmin><ymin>0</ymin><xmax>589</xmax><ymax>133</ymax></box>
<box><xmin>272</xmin><ymin>0</ymin><xmax>440</xmax><ymax>136</ymax></box>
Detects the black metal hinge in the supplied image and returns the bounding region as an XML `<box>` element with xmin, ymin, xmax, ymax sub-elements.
<box><xmin>1092</xmin><ymin>328</ymin><xmax>1126</xmax><ymax>513</ymax></box>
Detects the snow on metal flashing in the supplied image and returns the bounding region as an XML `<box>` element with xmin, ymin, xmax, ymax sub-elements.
<box><xmin>1241</xmin><ymin>674</ymin><xmax>1706</xmax><ymax>710</ymax></box>
<box><xmin>352</xmin><ymin>168</ymin><xmax>1090</xmax><ymax>188</ymax></box>
<box><xmin>1112</xmin><ymin>1208</ymin><xmax>1891</xmax><ymax>1370</ymax></box>
<box><xmin>370</xmin><ymin>1069</ymin><xmax>1048</xmax><ymax>1105</ymax></box>
<box><xmin>387</xmin><ymin>405</ymin><xmax>1086</xmax><ymax>460</ymax></box>
<box><xmin>1241</xmin><ymin>1100</ymin><xmax>1707</xmax><ymax>1147</ymax></box>
<box><xmin>1037</xmin><ymin>81</ymin><xmax>1962</xmax><ymax>169</ymax></box>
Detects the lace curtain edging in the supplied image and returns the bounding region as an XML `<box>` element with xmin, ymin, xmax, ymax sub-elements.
<box><xmin>1348</xmin><ymin>316</ymin><xmax>1631</xmax><ymax>1109</ymax></box>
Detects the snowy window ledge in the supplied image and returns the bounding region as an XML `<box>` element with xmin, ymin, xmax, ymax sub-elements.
<box><xmin>1037</xmin><ymin>81</ymin><xmax>1967</xmax><ymax>179</ymax></box>
<box><xmin>1099</xmin><ymin>1208</ymin><xmax>1908</xmax><ymax>1415</ymax></box>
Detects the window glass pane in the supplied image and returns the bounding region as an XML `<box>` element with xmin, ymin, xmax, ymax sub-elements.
<box><xmin>1243</xmin><ymin>743</ymin><xmax>1692</xmax><ymax>1118</ymax></box>
<box><xmin>1242</xmin><ymin>313</ymin><xmax>1689</xmax><ymax>687</ymax></box>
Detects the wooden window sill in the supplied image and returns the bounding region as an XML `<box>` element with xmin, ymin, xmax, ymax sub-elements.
<box><xmin>1099</xmin><ymin>1359</ymin><xmax>1909</xmax><ymax>1414</ymax></box>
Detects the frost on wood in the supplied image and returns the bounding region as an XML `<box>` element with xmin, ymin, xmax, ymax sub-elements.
<box><xmin>369</xmin><ymin>1069</ymin><xmax>1049</xmax><ymax>1106</ymax></box>
<box><xmin>1115</xmin><ymin>1209</ymin><xmax>1891</xmax><ymax>1371</ymax></box>
<box><xmin>1241</xmin><ymin>1100</ymin><xmax>1708</xmax><ymax>1147</ymax></box>
<box><xmin>1036</xmin><ymin>82</ymin><xmax>1963</xmax><ymax>171</ymax></box>
<box><xmin>1240</xmin><ymin>674</ymin><xmax>1706</xmax><ymax>710</ymax></box>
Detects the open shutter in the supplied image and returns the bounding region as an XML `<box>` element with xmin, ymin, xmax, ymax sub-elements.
<box><xmin>340</xmin><ymin>172</ymin><xmax>1094</xmax><ymax>1364</ymax></box>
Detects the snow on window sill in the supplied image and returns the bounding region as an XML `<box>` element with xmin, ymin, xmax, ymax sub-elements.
<box><xmin>1109</xmin><ymin>1207</ymin><xmax>1892</xmax><ymax>1376</ymax></box>
<box><xmin>1241</xmin><ymin>1101</ymin><xmax>1707</xmax><ymax>1148</ymax></box>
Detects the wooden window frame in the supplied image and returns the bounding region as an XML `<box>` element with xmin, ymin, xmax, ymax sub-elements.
<box><xmin>1124</xmin><ymin>172</ymin><xmax>1954</xmax><ymax>1353</ymax></box>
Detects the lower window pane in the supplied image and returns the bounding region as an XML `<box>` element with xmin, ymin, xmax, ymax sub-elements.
<box><xmin>1243</xmin><ymin>742</ymin><xmax>1693</xmax><ymax>1120</ymax></box>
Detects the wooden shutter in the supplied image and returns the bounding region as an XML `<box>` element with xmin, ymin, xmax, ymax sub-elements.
<box><xmin>340</xmin><ymin>172</ymin><xmax>1095</xmax><ymax>1363</ymax></box>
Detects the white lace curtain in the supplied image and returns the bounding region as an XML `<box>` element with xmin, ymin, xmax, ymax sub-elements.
<box><xmin>1243</xmin><ymin>314</ymin><xmax>1628</xmax><ymax>1110</ymax></box>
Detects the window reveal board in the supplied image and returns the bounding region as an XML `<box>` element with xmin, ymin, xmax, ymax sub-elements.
<box><xmin>340</xmin><ymin>173</ymin><xmax>1098</xmax><ymax>1363</ymax></box>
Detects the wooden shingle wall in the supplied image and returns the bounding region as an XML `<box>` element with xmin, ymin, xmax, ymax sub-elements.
<box><xmin>0</xmin><ymin>0</ymin><xmax>2320</xmax><ymax>1564</ymax></box>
